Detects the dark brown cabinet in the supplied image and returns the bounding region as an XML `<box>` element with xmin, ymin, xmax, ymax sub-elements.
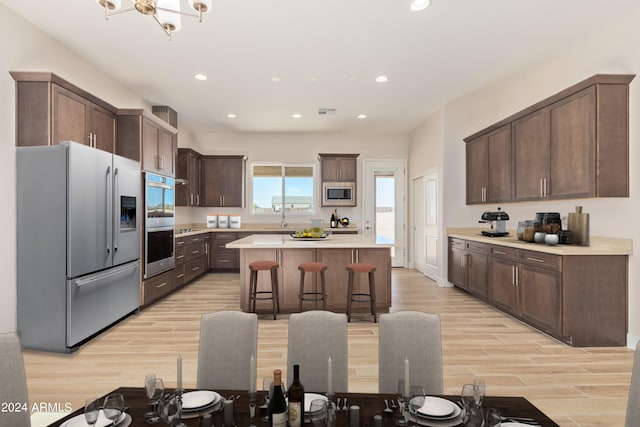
<box><xmin>176</xmin><ymin>149</ymin><xmax>202</xmax><ymax>206</ymax></box>
<box><xmin>12</xmin><ymin>72</ymin><xmax>117</xmax><ymax>153</ymax></box>
<box><xmin>117</xmin><ymin>109</ymin><xmax>177</xmax><ymax>176</ymax></box>
<box><xmin>183</xmin><ymin>234</ymin><xmax>209</xmax><ymax>283</ymax></box>
<box><xmin>452</xmin><ymin>236</ymin><xmax>628</xmax><ymax>346</ymax></box>
<box><xmin>465</xmin><ymin>125</ymin><xmax>511</xmax><ymax>204</ymax></box>
<box><xmin>210</xmin><ymin>232</ymin><xmax>251</xmax><ymax>271</ymax></box>
<box><xmin>466</xmin><ymin>74</ymin><xmax>634</xmax><ymax>204</ymax></box>
<box><xmin>319</xmin><ymin>153</ymin><xmax>359</xmax><ymax>183</ymax></box>
<box><xmin>447</xmin><ymin>238</ymin><xmax>487</xmax><ymax>298</ymax></box>
<box><xmin>142</xmin><ymin>269</ymin><xmax>176</xmax><ymax>307</ymax></box>
<box><xmin>202</xmin><ymin>156</ymin><xmax>246</xmax><ymax>207</ymax></box>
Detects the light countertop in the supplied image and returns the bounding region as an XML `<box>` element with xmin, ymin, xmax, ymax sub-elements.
<box><xmin>226</xmin><ymin>233</ymin><xmax>391</xmax><ymax>249</ymax></box>
<box><xmin>175</xmin><ymin>223</ymin><xmax>359</xmax><ymax>237</ymax></box>
<box><xmin>448</xmin><ymin>227</ymin><xmax>632</xmax><ymax>256</ymax></box>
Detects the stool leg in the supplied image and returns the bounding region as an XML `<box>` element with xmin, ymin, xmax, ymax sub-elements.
<box><xmin>298</xmin><ymin>269</ymin><xmax>305</xmax><ymax>312</ymax></box>
<box><xmin>369</xmin><ymin>271</ymin><xmax>377</xmax><ymax>323</ymax></box>
<box><xmin>249</xmin><ymin>269</ymin><xmax>257</xmax><ymax>313</ymax></box>
<box><xmin>271</xmin><ymin>267</ymin><xmax>278</xmax><ymax>320</ymax></box>
<box><xmin>347</xmin><ymin>269</ymin><xmax>354</xmax><ymax>322</ymax></box>
<box><xmin>320</xmin><ymin>270</ymin><xmax>327</xmax><ymax>311</ymax></box>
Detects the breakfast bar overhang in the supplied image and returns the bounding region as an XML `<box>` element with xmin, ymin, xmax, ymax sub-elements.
<box><xmin>226</xmin><ymin>234</ymin><xmax>392</xmax><ymax>314</ymax></box>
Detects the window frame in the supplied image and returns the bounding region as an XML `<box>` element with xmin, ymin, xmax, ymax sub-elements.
<box><xmin>250</xmin><ymin>162</ymin><xmax>317</xmax><ymax>216</ymax></box>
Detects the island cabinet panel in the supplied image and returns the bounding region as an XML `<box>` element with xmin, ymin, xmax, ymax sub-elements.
<box><xmin>316</xmin><ymin>248</ymin><xmax>352</xmax><ymax>312</ymax></box>
<box><xmin>355</xmin><ymin>248</ymin><xmax>392</xmax><ymax>311</ymax></box>
<box><xmin>279</xmin><ymin>249</ymin><xmax>317</xmax><ymax>312</ymax></box>
<box><xmin>450</xmin><ymin>236</ymin><xmax>628</xmax><ymax>346</ymax></box>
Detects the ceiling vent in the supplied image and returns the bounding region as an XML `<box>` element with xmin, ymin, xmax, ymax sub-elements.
<box><xmin>318</xmin><ymin>108</ymin><xmax>337</xmax><ymax>115</ymax></box>
<box><xmin>152</xmin><ymin>105</ymin><xmax>178</xmax><ymax>128</ymax></box>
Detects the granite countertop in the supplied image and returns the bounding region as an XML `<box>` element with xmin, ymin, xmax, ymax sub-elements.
<box><xmin>448</xmin><ymin>227</ymin><xmax>632</xmax><ymax>256</ymax></box>
<box><xmin>175</xmin><ymin>223</ymin><xmax>360</xmax><ymax>237</ymax></box>
<box><xmin>226</xmin><ymin>233</ymin><xmax>391</xmax><ymax>249</ymax></box>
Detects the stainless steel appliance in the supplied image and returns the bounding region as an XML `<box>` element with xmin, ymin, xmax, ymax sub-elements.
<box><xmin>322</xmin><ymin>182</ymin><xmax>355</xmax><ymax>206</ymax></box>
<box><xmin>144</xmin><ymin>172</ymin><xmax>175</xmax><ymax>278</ymax></box>
<box><xmin>17</xmin><ymin>141</ymin><xmax>141</xmax><ymax>353</ymax></box>
<box><xmin>479</xmin><ymin>207</ymin><xmax>510</xmax><ymax>237</ymax></box>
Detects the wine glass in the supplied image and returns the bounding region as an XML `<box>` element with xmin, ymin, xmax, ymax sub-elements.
<box><xmin>261</xmin><ymin>376</ymin><xmax>273</xmax><ymax>422</ymax></box>
<box><xmin>395</xmin><ymin>379</ymin><xmax>409</xmax><ymax>426</ymax></box>
<box><xmin>473</xmin><ymin>379</ymin><xmax>485</xmax><ymax>407</ymax></box>
<box><xmin>146</xmin><ymin>379</ymin><xmax>164</xmax><ymax>424</ymax></box>
<box><xmin>103</xmin><ymin>393</ymin><xmax>125</xmax><ymax>426</ymax></box>
<box><xmin>145</xmin><ymin>374</ymin><xmax>156</xmax><ymax>419</ymax></box>
<box><xmin>309</xmin><ymin>399</ymin><xmax>327</xmax><ymax>427</ymax></box>
<box><xmin>84</xmin><ymin>398</ymin><xmax>100</xmax><ymax>427</ymax></box>
<box><xmin>162</xmin><ymin>396</ymin><xmax>180</xmax><ymax>427</ymax></box>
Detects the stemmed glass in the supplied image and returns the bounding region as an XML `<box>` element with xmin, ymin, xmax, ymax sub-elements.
<box><xmin>461</xmin><ymin>384</ymin><xmax>483</xmax><ymax>427</ymax></box>
<box><xmin>395</xmin><ymin>379</ymin><xmax>411</xmax><ymax>426</ymax></box>
<box><xmin>309</xmin><ymin>399</ymin><xmax>327</xmax><ymax>427</ymax></box>
<box><xmin>473</xmin><ymin>379</ymin><xmax>485</xmax><ymax>408</ymax></box>
<box><xmin>261</xmin><ymin>377</ymin><xmax>273</xmax><ymax>422</ymax></box>
<box><xmin>103</xmin><ymin>393</ymin><xmax>125</xmax><ymax>426</ymax></box>
<box><xmin>146</xmin><ymin>378</ymin><xmax>164</xmax><ymax>424</ymax></box>
<box><xmin>84</xmin><ymin>398</ymin><xmax>100</xmax><ymax>427</ymax></box>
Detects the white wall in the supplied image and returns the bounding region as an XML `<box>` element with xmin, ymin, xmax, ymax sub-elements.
<box><xmin>415</xmin><ymin>4</ymin><xmax>640</xmax><ymax>346</ymax></box>
<box><xmin>0</xmin><ymin>4</ymin><xmax>153</xmax><ymax>333</ymax></box>
<box><xmin>176</xmin><ymin>131</ymin><xmax>409</xmax><ymax>227</ymax></box>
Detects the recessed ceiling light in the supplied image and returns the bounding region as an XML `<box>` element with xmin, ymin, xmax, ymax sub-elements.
<box><xmin>311</xmin><ymin>76</ymin><xmax>321</xmax><ymax>82</ymax></box>
<box><xmin>227</xmin><ymin>113</ymin><xmax>237</xmax><ymax>119</ymax></box>
<box><xmin>292</xmin><ymin>113</ymin><xmax>302</xmax><ymax>119</ymax></box>
<box><xmin>272</xmin><ymin>76</ymin><xmax>281</xmax><ymax>82</ymax></box>
<box><xmin>375</xmin><ymin>75</ymin><xmax>389</xmax><ymax>83</ymax></box>
<box><xmin>194</xmin><ymin>73</ymin><xmax>208</xmax><ymax>81</ymax></box>
<box><xmin>410</xmin><ymin>0</ymin><xmax>431</xmax><ymax>11</ymax></box>
<box><xmin>357</xmin><ymin>114</ymin><xmax>367</xmax><ymax>119</ymax></box>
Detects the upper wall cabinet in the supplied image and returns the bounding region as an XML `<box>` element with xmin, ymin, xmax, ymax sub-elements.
<box><xmin>466</xmin><ymin>124</ymin><xmax>512</xmax><ymax>204</ymax></box>
<box><xmin>201</xmin><ymin>155</ymin><xmax>246</xmax><ymax>207</ymax></box>
<box><xmin>117</xmin><ymin>109</ymin><xmax>178</xmax><ymax>176</ymax></box>
<box><xmin>11</xmin><ymin>72</ymin><xmax>117</xmax><ymax>153</ymax></box>
<box><xmin>319</xmin><ymin>153</ymin><xmax>359</xmax><ymax>183</ymax></box>
<box><xmin>465</xmin><ymin>74</ymin><xmax>634</xmax><ymax>204</ymax></box>
<box><xmin>176</xmin><ymin>148</ymin><xmax>202</xmax><ymax>207</ymax></box>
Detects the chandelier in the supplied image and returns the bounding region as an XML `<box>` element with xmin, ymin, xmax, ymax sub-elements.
<box><xmin>96</xmin><ymin>0</ymin><xmax>212</xmax><ymax>40</ymax></box>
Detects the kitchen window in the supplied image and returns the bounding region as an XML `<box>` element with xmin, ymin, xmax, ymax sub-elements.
<box><xmin>252</xmin><ymin>164</ymin><xmax>315</xmax><ymax>214</ymax></box>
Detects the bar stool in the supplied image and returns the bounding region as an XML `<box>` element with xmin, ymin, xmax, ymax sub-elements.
<box><xmin>346</xmin><ymin>263</ymin><xmax>377</xmax><ymax>323</ymax></box>
<box><xmin>298</xmin><ymin>262</ymin><xmax>328</xmax><ymax>312</ymax></box>
<box><xmin>248</xmin><ymin>260</ymin><xmax>280</xmax><ymax>320</ymax></box>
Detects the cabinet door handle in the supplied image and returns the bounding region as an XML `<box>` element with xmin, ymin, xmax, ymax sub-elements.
<box><xmin>544</xmin><ymin>178</ymin><xmax>548</xmax><ymax>198</ymax></box>
<box><xmin>526</xmin><ymin>257</ymin><xmax>545</xmax><ymax>263</ymax></box>
<box><xmin>493</xmin><ymin>250</ymin><xmax>507</xmax><ymax>255</ymax></box>
<box><xmin>512</xmin><ymin>265</ymin><xmax>515</xmax><ymax>285</ymax></box>
<box><xmin>540</xmin><ymin>178</ymin><xmax>544</xmax><ymax>198</ymax></box>
<box><xmin>157</xmin><ymin>282</ymin><xmax>168</xmax><ymax>289</ymax></box>
<box><xmin>192</xmin><ymin>250</ymin><xmax>200</xmax><ymax>255</ymax></box>
<box><xmin>515</xmin><ymin>266</ymin><xmax>519</xmax><ymax>286</ymax></box>
<box><xmin>176</xmin><ymin>241</ymin><xmax>185</xmax><ymax>246</ymax></box>
<box><xmin>192</xmin><ymin>266</ymin><xmax>200</xmax><ymax>272</ymax></box>
<box><xmin>190</xmin><ymin>194</ymin><xmax>194</xmax><ymax>205</ymax></box>
<box><xmin>193</xmin><ymin>238</ymin><xmax>200</xmax><ymax>242</ymax></box>
<box><xmin>196</xmin><ymin>194</ymin><xmax>200</xmax><ymax>205</ymax></box>
<box><xmin>177</xmin><ymin>273</ymin><xmax>185</xmax><ymax>279</ymax></box>
<box><xmin>176</xmin><ymin>255</ymin><xmax>184</xmax><ymax>260</ymax></box>
<box><xmin>88</xmin><ymin>133</ymin><xmax>93</xmax><ymax>147</ymax></box>
<box><xmin>205</xmin><ymin>243</ymin><xmax>208</xmax><ymax>255</ymax></box>
<box><xmin>218</xmin><ymin>259</ymin><xmax>231</xmax><ymax>264</ymax></box>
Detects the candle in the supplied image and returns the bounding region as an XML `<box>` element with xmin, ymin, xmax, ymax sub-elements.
<box><xmin>404</xmin><ymin>357</ymin><xmax>410</xmax><ymax>397</ymax></box>
<box><xmin>177</xmin><ymin>353</ymin><xmax>183</xmax><ymax>393</ymax></box>
<box><xmin>249</xmin><ymin>354</ymin><xmax>256</xmax><ymax>393</ymax></box>
<box><xmin>327</xmin><ymin>356</ymin><xmax>333</xmax><ymax>395</ymax></box>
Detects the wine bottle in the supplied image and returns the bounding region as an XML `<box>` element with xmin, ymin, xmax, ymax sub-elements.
<box><xmin>330</xmin><ymin>210</ymin><xmax>337</xmax><ymax>228</ymax></box>
<box><xmin>268</xmin><ymin>369</ymin><xmax>287</xmax><ymax>427</ymax></box>
<box><xmin>287</xmin><ymin>365</ymin><xmax>305</xmax><ymax>427</ymax></box>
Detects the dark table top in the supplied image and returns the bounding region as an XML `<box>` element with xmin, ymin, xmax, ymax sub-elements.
<box><xmin>48</xmin><ymin>387</ymin><xmax>559</xmax><ymax>426</ymax></box>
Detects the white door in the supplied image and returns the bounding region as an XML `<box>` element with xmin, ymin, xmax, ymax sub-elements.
<box><xmin>413</xmin><ymin>176</ymin><xmax>428</xmax><ymax>273</ymax></box>
<box><xmin>362</xmin><ymin>160</ymin><xmax>406</xmax><ymax>267</ymax></box>
<box><xmin>424</xmin><ymin>172</ymin><xmax>440</xmax><ymax>280</ymax></box>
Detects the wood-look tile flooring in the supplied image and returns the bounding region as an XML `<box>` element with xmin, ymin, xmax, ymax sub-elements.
<box><xmin>23</xmin><ymin>269</ymin><xmax>634</xmax><ymax>426</ymax></box>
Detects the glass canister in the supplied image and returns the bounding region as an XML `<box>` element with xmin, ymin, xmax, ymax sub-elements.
<box><xmin>517</xmin><ymin>221</ymin><xmax>526</xmax><ymax>240</ymax></box>
<box><xmin>523</xmin><ymin>220</ymin><xmax>536</xmax><ymax>242</ymax></box>
<box><xmin>535</xmin><ymin>212</ymin><xmax>562</xmax><ymax>234</ymax></box>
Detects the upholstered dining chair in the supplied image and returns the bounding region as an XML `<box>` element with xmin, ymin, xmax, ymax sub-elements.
<box><xmin>0</xmin><ymin>332</ymin><xmax>31</xmax><ymax>427</ymax></box>
<box><xmin>287</xmin><ymin>310</ymin><xmax>348</xmax><ymax>393</ymax></box>
<box><xmin>197</xmin><ymin>311</ymin><xmax>258</xmax><ymax>390</ymax></box>
<box><xmin>625</xmin><ymin>341</ymin><xmax>640</xmax><ymax>426</ymax></box>
<box><xmin>378</xmin><ymin>311</ymin><xmax>443</xmax><ymax>394</ymax></box>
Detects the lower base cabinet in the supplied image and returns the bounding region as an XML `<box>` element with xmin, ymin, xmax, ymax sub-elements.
<box><xmin>142</xmin><ymin>269</ymin><xmax>176</xmax><ymax>306</ymax></box>
<box><xmin>450</xmin><ymin>237</ymin><xmax>628</xmax><ymax>346</ymax></box>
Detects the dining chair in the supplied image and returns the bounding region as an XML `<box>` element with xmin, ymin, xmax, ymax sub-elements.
<box><xmin>287</xmin><ymin>310</ymin><xmax>348</xmax><ymax>393</ymax></box>
<box><xmin>625</xmin><ymin>340</ymin><xmax>640</xmax><ymax>426</ymax></box>
<box><xmin>197</xmin><ymin>311</ymin><xmax>258</xmax><ymax>390</ymax></box>
<box><xmin>0</xmin><ymin>332</ymin><xmax>31</xmax><ymax>427</ymax></box>
<box><xmin>378</xmin><ymin>311</ymin><xmax>444</xmax><ymax>395</ymax></box>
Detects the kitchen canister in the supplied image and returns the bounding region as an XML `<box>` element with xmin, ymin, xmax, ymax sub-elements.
<box><xmin>217</xmin><ymin>215</ymin><xmax>229</xmax><ymax>228</ymax></box>
<box><xmin>567</xmin><ymin>206</ymin><xmax>589</xmax><ymax>246</ymax></box>
<box><xmin>206</xmin><ymin>214</ymin><xmax>218</xmax><ymax>228</ymax></box>
<box><xmin>229</xmin><ymin>214</ymin><xmax>241</xmax><ymax>229</ymax></box>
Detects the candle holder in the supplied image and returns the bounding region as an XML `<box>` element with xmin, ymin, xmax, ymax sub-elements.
<box><xmin>395</xmin><ymin>394</ymin><xmax>411</xmax><ymax>427</ymax></box>
<box><xmin>174</xmin><ymin>389</ymin><xmax>187</xmax><ymax>427</ymax></box>
<box><xmin>248</xmin><ymin>391</ymin><xmax>257</xmax><ymax>427</ymax></box>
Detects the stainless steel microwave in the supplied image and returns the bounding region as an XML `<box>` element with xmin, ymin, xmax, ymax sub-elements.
<box><xmin>322</xmin><ymin>182</ymin><xmax>356</xmax><ymax>206</ymax></box>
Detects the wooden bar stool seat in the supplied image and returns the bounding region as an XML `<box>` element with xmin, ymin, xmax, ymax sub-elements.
<box><xmin>298</xmin><ymin>262</ymin><xmax>328</xmax><ymax>312</ymax></box>
<box><xmin>248</xmin><ymin>260</ymin><xmax>280</xmax><ymax>320</ymax></box>
<box><xmin>346</xmin><ymin>262</ymin><xmax>377</xmax><ymax>323</ymax></box>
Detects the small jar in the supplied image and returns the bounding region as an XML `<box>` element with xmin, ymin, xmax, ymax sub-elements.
<box><xmin>534</xmin><ymin>232</ymin><xmax>546</xmax><ymax>243</ymax></box>
<box><xmin>545</xmin><ymin>234</ymin><xmax>559</xmax><ymax>246</ymax></box>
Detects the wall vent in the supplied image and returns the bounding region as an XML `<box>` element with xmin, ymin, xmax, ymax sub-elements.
<box><xmin>318</xmin><ymin>108</ymin><xmax>337</xmax><ymax>115</ymax></box>
<box><xmin>152</xmin><ymin>105</ymin><xmax>178</xmax><ymax>128</ymax></box>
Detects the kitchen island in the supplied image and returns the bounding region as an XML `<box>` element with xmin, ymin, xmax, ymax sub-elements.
<box><xmin>226</xmin><ymin>234</ymin><xmax>392</xmax><ymax>314</ymax></box>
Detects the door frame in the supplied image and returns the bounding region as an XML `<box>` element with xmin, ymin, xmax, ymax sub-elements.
<box><xmin>361</xmin><ymin>159</ymin><xmax>407</xmax><ymax>268</ymax></box>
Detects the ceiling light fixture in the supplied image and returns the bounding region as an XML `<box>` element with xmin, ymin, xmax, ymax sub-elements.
<box><xmin>227</xmin><ymin>113</ymin><xmax>237</xmax><ymax>119</ymax></box>
<box><xmin>357</xmin><ymin>114</ymin><xmax>367</xmax><ymax>119</ymax></box>
<box><xmin>96</xmin><ymin>0</ymin><xmax>212</xmax><ymax>40</ymax></box>
<box><xmin>375</xmin><ymin>75</ymin><xmax>389</xmax><ymax>83</ymax></box>
<box><xmin>410</xmin><ymin>0</ymin><xmax>431</xmax><ymax>11</ymax></box>
<box><xmin>194</xmin><ymin>73</ymin><xmax>208</xmax><ymax>81</ymax></box>
<box><xmin>292</xmin><ymin>113</ymin><xmax>302</xmax><ymax>119</ymax></box>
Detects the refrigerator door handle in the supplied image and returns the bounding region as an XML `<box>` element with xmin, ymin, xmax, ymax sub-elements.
<box><xmin>106</xmin><ymin>165</ymin><xmax>112</xmax><ymax>254</ymax></box>
<box><xmin>113</xmin><ymin>167</ymin><xmax>119</xmax><ymax>252</ymax></box>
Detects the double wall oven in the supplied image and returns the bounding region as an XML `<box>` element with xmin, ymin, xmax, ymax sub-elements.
<box><xmin>145</xmin><ymin>172</ymin><xmax>175</xmax><ymax>278</ymax></box>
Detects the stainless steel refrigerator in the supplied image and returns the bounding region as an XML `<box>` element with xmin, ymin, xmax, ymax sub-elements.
<box><xmin>17</xmin><ymin>141</ymin><xmax>141</xmax><ymax>353</ymax></box>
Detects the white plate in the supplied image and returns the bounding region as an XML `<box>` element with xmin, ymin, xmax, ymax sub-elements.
<box><xmin>286</xmin><ymin>393</ymin><xmax>328</xmax><ymax>413</ymax></box>
<box><xmin>60</xmin><ymin>410</ymin><xmax>127</xmax><ymax>427</ymax></box>
<box><xmin>416</xmin><ymin>396</ymin><xmax>456</xmax><ymax>417</ymax></box>
<box><xmin>181</xmin><ymin>390</ymin><xmax>222</xmax><ymax>410</ymax></box>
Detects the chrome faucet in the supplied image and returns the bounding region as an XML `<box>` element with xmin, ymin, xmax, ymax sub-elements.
<box><xmin>281</xmin><ymin>208</ymin><xmax>288</xmax><ymax>228</ymax></box>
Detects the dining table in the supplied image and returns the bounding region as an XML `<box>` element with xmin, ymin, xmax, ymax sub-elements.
<box><xmin>47</xmin><ymin>387</ymin><xmax>560</xmax><ymax>427</ymax></box>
